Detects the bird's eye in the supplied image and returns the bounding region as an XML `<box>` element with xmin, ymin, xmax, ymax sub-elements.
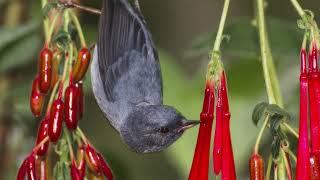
<box><xmin>159</xmin><ymin>127</ymin><xmax>169</xmax><ymax>133</ymax></box>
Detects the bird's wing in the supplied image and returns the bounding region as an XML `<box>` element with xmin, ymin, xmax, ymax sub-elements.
<box><xmin>98</xmin><ymin>0</ymin><xmax>162</xmax><ymax>102</ymax></box>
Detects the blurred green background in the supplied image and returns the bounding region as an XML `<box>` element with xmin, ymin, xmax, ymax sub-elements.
<box><xmin>0</xmin><ymin>0</ymin><xmax>319</xmax><ymax>179</ymax></box>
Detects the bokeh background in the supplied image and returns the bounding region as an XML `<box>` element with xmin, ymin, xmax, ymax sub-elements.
<box><xmin>0</xmin><ymin>0</ymin><xmax>319</xmax><ymax>179</ymax></box>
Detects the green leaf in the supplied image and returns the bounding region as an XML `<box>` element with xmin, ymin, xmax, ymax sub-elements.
<box><xmin>42</xmin><ymin>2</ymin><xmax>58</xmax><ymax>19</ymax></box>
<box><xmin>252</xmin><ymin>102</ymin><xmax>268</xmax><ymax>126</ymax></box>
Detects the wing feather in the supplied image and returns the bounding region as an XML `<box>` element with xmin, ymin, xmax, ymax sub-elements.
<box><xmin>97</xmin><ymin>0</ymin><xmax>159</xmax><ymax>101</ymax></box>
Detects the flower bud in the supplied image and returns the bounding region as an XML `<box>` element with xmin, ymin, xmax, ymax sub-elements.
<box><xmin>38</xmin><ymin>48</ymin><xmax>53</xmax><ymax>94</ymax></box>
<box><xmin>249</xmin><ymin>153</ymin><xmax>264</xmax><ymax>180</ymax></box>
<box><xmin>72</xmin><ymin>48</ymin><xmax>91</xmax><ymax>82</ymax></box>
<box><xmin>49</xmin><ymin>97</ymin><xmax>64</xmax><ymax>143</ymax></box>
<box><xmin>36</xmin><ymin>117</ymin><xmax>50</xmax><ymax>156</ymax></box>
<box><xmin>30</xmin><ymin>76</ymin><xmax>45</xmax><ymax>117</ymax></box>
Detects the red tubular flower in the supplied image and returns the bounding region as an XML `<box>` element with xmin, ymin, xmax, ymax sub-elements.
<box><xmin>296</xmin><ymin>48</ymin><xmax>311</xmax><ymax>180</ymax></box>
<box><xmin>188</xmin><ymin>80</ymin><xmax>215</xmax><ymax>180</ymax></box>
<box><xmin>30</xmin><ymin>76</ymin><xmax>45</xmax><ymax>117</ymax></box>
<box><xmin>65</xmin><ymin>79</ymin><xmax>79</xmax><ymax>130</ymax></box>
<box><xmin>38</xmin><ymin>48</ymin><xmax>53</xmax><ymax>94</ymax></box>
<box><xmin>17</xmin><ymin>158</ymin><xmax>28</xmax><ymax>180</ymax></box>
<box><xmin>97</xmin><ymin>152</ymin><xmax>114</xmax><ymax>180</ymax></box>
<box><xmin>213</xmin><ymin>79</ymin><xmax>223</xmax><ymax>175</ymax></box>
<box><xmin>49</xmin><ymin>88</ymin><xmax>64</xmax><ymax>143</ymax></box>
<box><xmin>249</xmin><ymin>153</ymin><xmax>264</xmax><ymax>180</ymax></box>
<box><xmin>307</xmin><ymin>44</ymin><xmax>320</xmax><ymax>156</ymax></box>
<box><xmin>71</xmin><ymin>160</ymin><xmax>83</xmax><ymax>180</ymax></box>
<box><xmin>85</xmin><ymin>144</ymin><xmax>101</xmax><ymax>175</ymax></box>
<box><xmin>72</xmin><ymin>48</ymin><xmax>91</xmax><ymax>82</ymax></box>
<box><xmin>27</xmin><ymin>154</ymin><xmax>38</xmax><ymax>180</ymax></box>
<box><xmin>220</xmin><ymin>72</ymin><xmax>236</xmax><ymax>180</ymax></box>
<box><xmin>75</xmin><ymin>81</ymin><xmax>84</xmax><ymax>119</ymax></box>
<box><xmin>36</xmin><ymin>117</ymin><xmax>50</xmax><ymax>156</ymax></box>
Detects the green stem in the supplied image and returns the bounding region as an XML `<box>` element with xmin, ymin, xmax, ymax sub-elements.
<box><xmin>61</xmin><ymin>11</ymin><xmax>73</xmax><ymax>87</ymax></box>
<box><xmin>64</xmin><ymin>127</ymin><xmax>75</xmax><ymax>160</ymax></box>
<box><xmin>45</xmin><ymin>78</ymin><xmax>61</xmax><ymax>113</ymax></box>
<box><xmin>277</xmin><ymin>156</ymin><xmax>286</xmax><ymax>180</ymax></box>
<box><xmin>283</xmin><ymin>123</ymin><xmax>299</xmax><ymax>138</ymax></box>
<box><xmin>47</xmin><ymin>12</ymin><xmax>60</xmax><ymax>44</ymax></box>
<box><xmin>285</xmin><ymin>148</ymin><xmax>297</xmax><ymax>163</ymax></box>
<box><xmin>288</xmin><ymin>0</ymin><xmax>305</xmax><ymax>18</ymax></box>
<box><xmin>77</xmin><ymin>127</ymin><xmax>88</xmax><ymax>145</ymax></box>
<box><xmin>281</xmin><ymin>148</ymin><xmax>292</xmax><ymax>180</ymax></box>
<box><xmin>256</xmin><ymin>0</ymin><xmax>279</xmax><ymax>105</ymax></box>
<box><xmin>266</xmin><ymin>154</ymin><xmax>272</xmax><ymax>180</ymax></box>
<box><xmin>254</xmin><ymin>115</ymin><xmax>269</xmax><ymax>154</ymax></box>
<box><xmin>207</xmin><ymin>0</ymin><xmax>231</xmax><ymax>82</ymax></box>
<box><xmin>41</xmin><ymin>0</ymin><xmax>49</xmax><ymax>41</ymax></box>
<box><xmin>69</xmin><ymin>11</ymin><xmax>87</xmax><ymax>47</ymax></box>
<box><xmin>212</xmin><ymin>0</ymin><xmax>230</xmax><ymax>52</ymax></box>
<box><xmin>257</xmin><ymin>0</ymin><xmax>299</xmax><ymax>139</ymax></box>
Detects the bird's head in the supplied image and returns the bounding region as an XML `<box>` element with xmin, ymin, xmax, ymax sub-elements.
<box><xmin>120</xmin><ymin>105</ymin><xmax>199</xmax><ymax>153</ymax></box>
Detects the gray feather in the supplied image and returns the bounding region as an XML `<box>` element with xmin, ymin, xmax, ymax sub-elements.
<box><xmin>92</xmin><ymin>0</ymin><xmax>162</xmax><ymax>130</ymax></box>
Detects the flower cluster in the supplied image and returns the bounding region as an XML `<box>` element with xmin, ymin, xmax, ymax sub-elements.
<box><xmin>17</xmin><ymin>3</ymin><xmax>113</xmax><ymax>180</ymax></box>
<box><xmin>188</xmin><ymin>65</ymin><xmax>236</xmax><ymax>179</ymax></box>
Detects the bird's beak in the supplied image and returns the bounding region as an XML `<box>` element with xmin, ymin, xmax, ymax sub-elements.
<box><xmin>178</xmin><ymin>120</ymin><xmax>200</xmax><ymax>132</ymax></box>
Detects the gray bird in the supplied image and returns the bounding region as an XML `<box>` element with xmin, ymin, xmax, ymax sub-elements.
<box><xmin>91</xmin><ymin>0</ymin><xmax>199</xmax><ymax>153</ymax></box>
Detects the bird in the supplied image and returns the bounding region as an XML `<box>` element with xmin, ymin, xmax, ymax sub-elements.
<box><xmin>90</xmin><ymin>0</ymin><xmax>199</xmax><ymax>153</ymax></box>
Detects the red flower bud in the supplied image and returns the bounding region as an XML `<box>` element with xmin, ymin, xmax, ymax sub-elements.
<box><xmin>72</xmin><ymin>48</ymin><xmax>91</xmax><ymax>82</ymax></box>
<box><xmin>27</xmin><ymin>154</ymin><xmax>37</xmax><ymax>180</ymax></box>
<box><xmin>30</xmin><ymin>76</ymin><xmax>45</xmax><ymax>117</ymax></box>
<box><xmin>38</xmin><ymin>48</ymin><xmax>53</xmax><ymax>94</ymax></box>
<box><xmin>96</xmin><ymin>153</ymin><xmax>114</xmax><ymax>180</ymax></box>
<box><xmin>85</xmin><ymin>144</ymin><xmax>101</xmax><ymax>175</ymax></box>
<box><xmin>36</xmin><ymin>117</ymin><xmax>50</xmax><ymax>156</ymax></box>
<box><xmin>65</xmin><ymin>81</ymin><xmax>79</xmax><ymax>130</ymax></box>
<box><xmin>296</xmin><ymin>48</ymin><xmax>311</xmax><ymax>180</ymax></box>
<box><xmin>75</xmin><ymin>81</ymin><xmax>84</xmax><ymax>119</ymax></box>
<box><xmin>71</xmin><ymin>160</ymin><xmax>83</xmax><ymax>180</ymax></box>
<box><xmin>17</xmin><ymin>158</ymin><xmax>28</xmax><ymax>180</ymax></box>
<box><xmin>249</xmin><ymin>153</ymin><xmax>264</xmax><ymax>180</ymax></box>
<box><xmin>49</xmin><ymin>96</ymin><xmax>64</xmax><ymax>143</ymax></box>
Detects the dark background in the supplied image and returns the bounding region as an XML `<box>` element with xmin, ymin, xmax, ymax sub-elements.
<box><xmin>0</xmin><ymin>0</ymin><xmax>319</xmax><ymax>179</ymax></box>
